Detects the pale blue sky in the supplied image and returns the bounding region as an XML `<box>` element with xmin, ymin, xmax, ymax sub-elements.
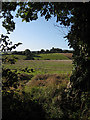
<box><xmin>1</xmin><ymin>12</ymin><xmax>72</xmax><ymax>51</ymax></box>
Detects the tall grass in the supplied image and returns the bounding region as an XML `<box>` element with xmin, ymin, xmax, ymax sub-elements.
<box><xmin>24</xmin><ymin>73</ymin><xmax>70</xmax><ymax>119</ymax></box>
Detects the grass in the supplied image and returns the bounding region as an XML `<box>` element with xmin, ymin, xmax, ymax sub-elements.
<box><xmin>25</xmin><ymin>74</ymin><xmax>70</xmax><ymax>88</ymax></box>
<box><xmin>3</xmin><ymin>59</ymin><xmax>73</xmax><ymax>75</ymax></box>
<box><xmin>2</xmin><ymin>54</ymin><xmax>90</xmax><ymax>120</ymax></box>
<box><xmin>2</xmin><ymin>54</ymin><xmax>26</xmax><ymax>60</ymax></box>
<box><xmin>24</xmin><ymin>73</ymin><xmax>70</xmax><ymax>119</ymax></box>
<box><xmin>2</xmin><ymin>54</ymin><xmax>73</xmax><ymax>119</ymax></box>
<box><xmin>34</xmin><ymin>53</ymin><xmax>70</xmax><ymax>60</ymax></box>
<box><xmin>60</xmin><ymin>53</ymin><xmax>73</xmax><ymax>59</ymax></box>
<box><xmin>3</xmin><ymin>53</ymin><xmax>72</xmax><ymax>60</ymax></box>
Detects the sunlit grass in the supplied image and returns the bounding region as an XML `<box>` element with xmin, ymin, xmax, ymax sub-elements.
<box><xmin>3</xmin><ymin>60</ymin><xmax>73</xmax><ymax>75</ymax></box>
<box><xmin>34</xmin><ymin>53</ymin><xmax>70</xmax><ymax>60</ymax></box>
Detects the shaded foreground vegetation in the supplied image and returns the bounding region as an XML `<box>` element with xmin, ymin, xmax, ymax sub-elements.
<box><xmin>2</xmin><ymin>53</ymin><xmax>90</xmax><ymax>120</ymax></box>
<box><xmin>2</xmin><ymin>67</ymin><xmax>90</xmax><ymax>120</ymax></box>
<box><xmin>2</xmin><ymin>54</ymin><xmax>73</xmax><ymax>120</ymax></box>
<box><xmin>1</xmin><ymin>2</ymin><xmax>90</xmax><ymax>120</ymax></box>
<box><xmin>2</xmin><ymin>66</ymin><xmax>71</xmax><ymax>120</ymax></box>
<box><xmin>2</xmin><ymin>55</ymin><xmax>90</xmax><ymax>120</ymax></box>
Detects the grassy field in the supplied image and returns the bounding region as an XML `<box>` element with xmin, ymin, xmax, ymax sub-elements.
<box><xmin>3</xmin><ymin>60</ymin><xmax>73</xmax><ymax>75</ymax></box>
<box><xmin>3</xmin><ymin>53</ymin><xmax>72</xmax><ymax>60</ymax></box>
<box><xmin>59</xmin><ymin>53</ymin><xmax>73</xmax><ymax>59</ymax></box>
<box><xmin>2</xmin><ymin>53</ymin><xmax>73</xmax><ymax>120</ymax></box>
<box><xmin>34</xmin><ymin>53</ymin><xmax>70</xmax><ymax>60</ymax></box>
<box><xmin>3</xmin><ymin>54</ymin><xmax>73</xmax><ymax>87</ymax></box>
<box><xmin>2</xmin><ymin>54</ymin><xmax>26</xmax><ymax>60</ymax></box>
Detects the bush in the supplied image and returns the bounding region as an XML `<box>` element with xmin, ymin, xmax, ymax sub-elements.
<box><xmin>2</xmin><ymin>91</ymin><xmax>46</xmax><ymax>120</ymax></box>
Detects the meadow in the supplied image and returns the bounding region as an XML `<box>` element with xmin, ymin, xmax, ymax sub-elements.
<box><xmin>3</xmin><ymin>59</ymin><xmax>73</xmax><ymax>75</ymax></box>
<box><xmin>2</xmin><ymin>53</ymin><xmax>74</xmax><ymax>120</ymax></box>
<box><xmin>3</xmin><ymin>53</ymin><xmax>73</xmax><ymax>60</ymax></box>
<box><xmin>34</xmin><ymin>53</ymin><xmax>71</xmax><ymax>60</ymax></box>
<box><xmin>3</xmin><ymin>53</ymin><xmax>73</xmax><ymax>74</ymax></box>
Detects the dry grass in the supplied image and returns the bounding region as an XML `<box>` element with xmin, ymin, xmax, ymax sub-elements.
<box><xmin>26</xmin><ymin>74</ymin><xmax>70</xmax><ymax>88</ymax></box>
<box><xmin>24</xmin><ymin>73</ymin><xmax>71</xmax><ymax>119</ymax></box>
<box><xmin>60</xmin><ymin>53</ymin><xmax>73</xmax><ymax>59</ymax></box>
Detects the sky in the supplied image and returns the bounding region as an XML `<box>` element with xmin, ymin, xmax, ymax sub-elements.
<box><xmin>1</xmin><ymin>12</ymin><xmax>73</xmax><ymax>51</ymax></box>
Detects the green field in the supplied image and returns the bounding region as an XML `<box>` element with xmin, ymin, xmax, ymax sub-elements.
<box><xmin>2</xmin><ymin>54</ymin><xmax>26</xmax><ymax>60</ymax></box>
<box><xmin>3</xmin><ymin>53</ymin><xmax>73</xmax><ymax>75</ymax></box>
<box><xmin>2</xmin><ymin>54</ymin><xmax>73</xmax><ymax>120</ymax></box>
<box><xmin>3</xmin><ymin>60</ymin><xmax>73</xmax><ymax>75</ymax></box>
<box><xmin>3</xmin><ymin>53</ymin><xmax>72</xmax><ymax>60</ymax></box>
<box><xmin>34</xmin><ymin>53</ymin><xmax>70</xmax><ymax>60</ymax></box>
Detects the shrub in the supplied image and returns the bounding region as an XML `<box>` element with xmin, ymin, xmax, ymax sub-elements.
<box><xmin>2</xmin><ymin>91</ymin><xmax>46</xmax><ymax>120</ymax></box>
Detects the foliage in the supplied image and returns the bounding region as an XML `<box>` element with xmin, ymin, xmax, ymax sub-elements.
<box><xmin>12</xmin><ymin>51</ymin><xmax>24</xmax><ymax>55</ymax></box>
<box><xmin>2</xmin><ymin>67</ymin><xmax>46</xmax><ymax>120</ymax></box>
<box><xmin>3</xmin><ymin>54</ymin><xmax>26</xmax><ymax>60</ymax></box>
<box><xmin>24</xmin><ymin>49</ymin><xmax>31</xmax><ymax>55</ymax></box>
<box><xmin>49</xmin><ymin>47</ymin><xmax>62</xmax><ymax>53</ymax></box>
<box><xmin>2</xmin><ymin>91</ymin><xmax>46</xmax><ymax>120</ymax></box>
<box><xmin>2</xmin><ymin>64</ymin><xmax>70</xmax><ymax>120</ymax></box>
<box><xmin>2</xmin><ymin>56</ymin><xmax>18</xmax><ymax>64</ymax></box>
<box><xmin>25</xmin><ymin>74</ymin><xmax>69</xmax><ymax>119</ymax></box>
<box><xmin>24</xmin><ymin>49</ymin><xmax>35</xmax><ymax>60</ymax></box>
<box><xmin>2</xmin><ymin>68</ymin><xmax>19</xmax><ymax>90</ymax></box>
<box><xmin>1</xmin><ymin>2</ymin><xmax>90</xmax><ymax>89</ymax></box>
<box><xmin>33</xmin><ymin>48</ymin><xmax>73</xmax><ymax>54</ymax></box>
<box><xmin>60</xmin><ymin>90</ymin><xmax>90</xmax><ymax>120</ymax></box>
<box><xmin>1</xmin><ymin>2</ymin><xmax>90</xmax><ymax>120</ymax></box>
<box><xmin>0</xmin><ymin>34</ymin><xmax>22</xmax><ymax>52</ymax></box>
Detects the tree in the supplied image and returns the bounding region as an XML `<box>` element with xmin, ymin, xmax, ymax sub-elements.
<box><xmin>1</xmin><ymin>1</ymin><xmax>90</xmax><ymax>90</ymax></box>
<box><xmin>1</xmin><ymin>2</ymin><xmax>90</xmax><ymax>119</ymax></box>
<box><xmin>24</xmin><ymin>49</ymin><xmax>31</xmax><ymax>55</ymax></box>
<box><xmin>24</xmin><ymin>49</ymin><xmax>34</xmax><ymax>60</ymax></box>
<box><xmin>40</xmin><ymin>49</ymin><xmax>45</xmax><ymax>53</ymax></box>
<box><xmin>0</xmin><ymin>2</ymin><xmax>22</xmax><ymax>52</ymax></box>
<box><xmin>50</xmin><ymin>47</ymin><xmax>55</xmax><ymax>53</ymax></box>
<box><xmin>46</xmin><ymin>49</ymin><xmax>50</xmax><ymax>53</ymax></box>
<box><xmin>50</xmin><ymin>47</ymin><xmax>63</xmax><ymax>53</ymax></box>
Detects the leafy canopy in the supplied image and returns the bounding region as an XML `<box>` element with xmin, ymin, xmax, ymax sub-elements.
<box><xmin>1</xmin><ymin>2</ymin><xmax>90</xmax><ymax>91</ymax></box>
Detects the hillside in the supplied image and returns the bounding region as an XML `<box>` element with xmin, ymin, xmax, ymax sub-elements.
<box><xmin>3</xmin><ymin>53</ymin><xmax>73</xmax><ymax>60</ymax></box>
<box><xmin>34</xmin><ymin>53</ymin><xmax>71</xmax><ymax>60</ymax></box>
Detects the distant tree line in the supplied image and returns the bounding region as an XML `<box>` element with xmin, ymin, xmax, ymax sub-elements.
<box><xmin>36</xmin><ymin>47</ymin><xmax>73</xmax><ymax>54</ymax></box>
<box><xmin>10</xmin><ymin>47</ymin><xmax>73</xmax><ymax>55</ymax></box>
